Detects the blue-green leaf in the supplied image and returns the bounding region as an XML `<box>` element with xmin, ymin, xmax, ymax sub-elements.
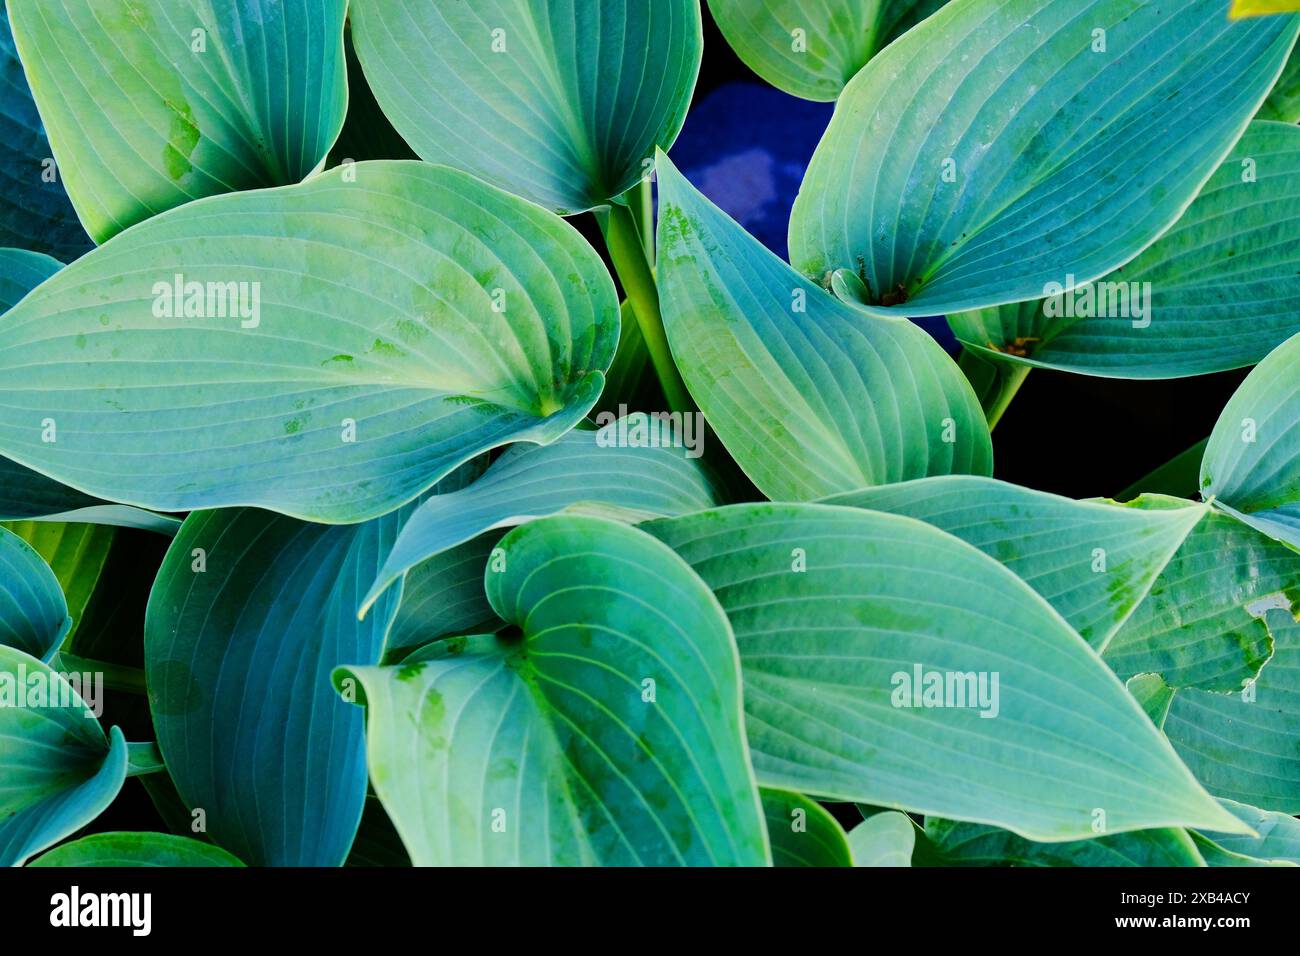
<box><xmin>655</xmin><ymin>152</ymin><xmax>991</xmax><ymax>501</ymax></box>
<box><xmin>761</xmin><ymin>789</ymin><xmax>852</xmax><ymax>867</ymax></box>
<box><xmin>0</xmin><ymin>647</ymin><xmax>127</xmax><ymax>866</ymax></box>
<box><xmin>949</xmin><ymin>123</ymin><xmax>1300</xmax><ymax>378</ymax></box>
<box><xmin>350</xmin><ymin>0</ymin><xmax>702</xmax><ymax>214</ymax></box>
<box><xmin>646</xmin><ymin>503</ymin><xmax>1245</xmax><ymax>840</ymax></box>
<box><xmin>1162</xmin><ymin>608</ymin><xmax>1300</xmax><ymax>813</ymax></box>
<box><xmin>1197</xmin><ymin>798</ymin><xmax>1300</xmax><ymax>865</ymax></box>
<box><xmin>1202</xmin><ymin>331</ymin><xmax>1300</xmax><ymax>551</ymax></box>
<box><xmin>917</xmin><ymin>818</ymin><xmax>1204</xmax><ymax>866</ymax></box>
<box><xmin>337</xmin><ymin>515</ymin><xmax>770</xmax><ymax>866</ymax></box>
<box><xmin>7</xmin><ymin>0</ymin><xmax>349</xmax><ymax>241</ymax></box>
<box><xmin>30</xmin><ymin>831</ymin><xmax>244</xmax><ymax>867</ymax></box>
<box><xmin>361</xmin><ymin>414</ymin><xmax>725</xmax><ymax>616</ymax></box>
<box><xmin>706</xmin><ymin>0</ymin><xmax>949</xmax><ymax>102</ymax></box>
<box><xmin>0</xmin><ymin>9</ymin><xmax>91</xmax><ymax>260</ymax></box>
<box><xmin>825</xmin><ymin>478</ymin><xmax>1205</xmax><ymax>650</ymax></box>
<box><xmin>789</xmin><ymin>0</ymin><xmax>1299</xmax><ymax>317</ymax></box>
<box><xmin>848</xmin><ymin>812</ymin><xmax>916</xmax><ymax>867</ymax></box>
<box><xmin>0</xmin><ymin>161</ymin><xmax>618</xmax><ymax>524</ymax></box>
<box><xmin>0</xmin><ymin>525</ymin><xmax>68</xmax><ymax>662</ymax></box>
<box><xmin>145</xmin><ymin>503</ymin><xmax>413</xmax><ymax>866</ymax></box>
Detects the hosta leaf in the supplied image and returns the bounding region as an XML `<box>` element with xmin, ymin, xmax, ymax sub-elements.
<box><xmin>4</xmin><ymin>522</ymin><xmax>113</xmax><ymax>649</ymax></box>
<box><xmin>362</xmin><ymin>414</ymin><xmax>725</xmax><ymax>616</ymax></box>
<box><xmin>949</xmin><ymin>123</ymin><xmax>1300</xmax><ymax>377</ymax></box>
<box><xmin>0</xmin><ymin>9</ymin><xmax>91</xmax><ymax>261</ymax></box>
<box><xmin>336</xmin><ymin>516</ymin><xmax>769</xmax><ymax>866</ymax></box>
<box><xmin>848</xmin><ymin>812</ymin><xmax>916</xmax><ymax>867</ymax></box>
<box><xmin>145</xmin><ymin>503</ymin><xmax>413</xmax><ymax>867</ymax></box>
<box><xmin>7</xmin><ymin>0</ymin><xmax>348</xmax><ymax>242</ymax></box>
<box><xmin>0</xmin><ymin>525</ymin><xmax>68</xmax><ymax>661</ymax></box>
<box><xmin>1198</xmin><ymin>798</ymin><xmax>1300</xmax><ymax>864</ymax></box>
<box><xmin>1126</xmin><ymin>673</ymin><xmax>1175</xmax><ymax>728</ymax></box>
<box><xmin>788</xmin><ymin>0</ymin><xmax>1299</xmax><ymax>317</ymax></box>
<box><xmin>1163</xmin><ymin>608</ymin><xmax>1300</xmax><ymax>813</ymax></box>
<box><xmin>1202</xmin><ymin>331</ymin><xmax>1300</xmax><ymax>551</ymax></box>
<box><xmin>350</xmin><ymin>0</ymin><xmax>702</xmax><ymax>214</ymax></box>
<box><xmin>761</xmin><ymin>789</ymin><xmax>852</xmax><ymax>867</ymax></box>
<box><xmin>1105</xmin><ymin>505</ymin><xmax>1298</xmax><ymax>692</ymax></box>
<box><xmin>0</xmin><ymin>247</ymin><xmax>59</xmax><ymax>312</ymax></box>
<box><xmin>0</xmin><ymin>646</ymin><xmax>127</xmax><ymax>866</ymax></box>
<box><xmin>0</xmin><ymin>161</ymin><xmax>618</xmax><ymax>524</ymax></box>
<box><xmin>645</xmin><ymin>503</ymin><xmax>1245</xmax><ymax>840</ymax></box>
<box><xmin>1259</xmin><ymin>46</ymin><xmax>1300</xmax><ymax>120</ymax></box>
<box><xmin>917</xmin><ymin>818</ymin><xmax>1204</xmax><ymax>866</ymax></box>
<box><xmin>706</xmin><ymin>0</ymin><xmax>949</xmax><ymax>102</ymax></box>
<box><xmin>0</xmin><ymin>250</ymin><xmax>165</xmax><ymax>527</ymax></box>
<box><xmin>655</xmin><ymin>153</ymin><xmax>991</xmax><ymax>501</ymax></box>
<box><xmin>386</xmin><ymin>532</ymin><xmax>505</xmax><ymax>661</ymax></box>
<box><xmin>29</xmin><ymin>831</ymin><xmax>244</xmax><ymax>867</ymax></box>
<box><xmin>1189</xmin><ymin>831</ymin><xmax>1290</xmax><ymax>866</ymax></box>
<box><xmin>824</xmin><ymin>478</ymin><xmax>1204</xmax><ymax>649</ymax></box>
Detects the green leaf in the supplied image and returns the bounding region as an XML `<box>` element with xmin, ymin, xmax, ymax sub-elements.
<box><xmin>1202</xmin><ymin>331</ymin><xmax>1300</xmax><ymax>551</ymax></box>
<box><xmin>349</xmin><ymin>0</ymin><xmax>702</xmax><ymax>214</ymax></box>
<box><xmin>0</xmin><ymin>525</ymin><xmax>69</xmax><ymax>661</ymax></box>
<box><xmin>645</xmin><ymin>503</ymin><xmax>1246</xmax><ymax>840</ymax></box>
<box><xmin>3</xmin><ymin>522</ymin><xmax>113</xmax><ymax>648</ymax></box>
<box><xmin>1162</xmin><ymin>608</ymin><xmax>1300</xmax><ymax>813</ymax></box>
<box><xmin>1189</xmin><ymin>831</ymin><xmax>1290</xmax><ymax>866</ymax></box>
<box><xmin>1126</xmin><ymin>673</ymin><xmax>1175</xmax><ymax>729</ymax></box>
<box><xmin>761</xmin><ymin>789</ymin><xmax>852</xmax><ymax>867</ymax></box>
<box><xmin>336</xmin><ymin>515</ymin><xmax>770</xmax><ymax>866</ymax></box>
<box><xmin>362</xmin><ymin>414</ymin><xmax>726</xmax><ymax>616</ymax></box>
<box><xmin>917</xmin><ymin>818</ymin><xmax>1204</xmax><ymax>866</ymax></box>
<box><xmin>1259</xmin><ymin>45</ymin><xmax>1300</xmax><ymax>120</ymax></box>
<box><xmin>949</xmin><ymin>123</ymin><xmax>1300</xmax><ymax>377</ymax></box>
<box><xmin>1103</xmin><ymin>506</ymin><xmax>1295</xmax><ymax>692</ymax></box>
<box><xmin>824</xmin><ymin>477</ymin><xmax>1205</xmax><ymax>650</ymax></box>
<box><xmin>848</xmin><ymin>812</ymin><xmax>916</xmax><ymax>867</ymax></box>
<box><xmin>29</xmin><ymin>831</ymin><xmax>243</xmax><ymax>867</ymax></box>
<box><xmin>1197</xmin><ymin>798</ymin><xmax>1300</xmax><ymax>865</ymax></box>
<box><xmin>705</xmin><ymin>0</ymin><xmax>949</xmax><ymax>102</ymax></box>
<box><xmin>788</xmin><ymin>0</ymin><xmax>1299</xmax><ymax>317</ymax></box>
<box><xmin>7</xmin><ymin>0</ymin><xmax>349</xmax><ymax>242</ymax></box>
<box><xmin>0</xmin><ymin>646</ymin><xmax>127</xmax><ymax>866</ymax></box>
<box><xmin>0</xmin><ymin>251</ymin><xmax>171</xmax><ymax>529</ymax></box>
<box><xmin>0</xmin><ymin>247</ymin><xmax>59</xmax><ymax>312</ymax></box>
<box><xmin>655</xmin><ymin>152</ymin><xmax>991</xmax><ymax>501</ymax></box>
<box><xmin>0</xmin><ymin>161</ymin><xmax>618</xmax><ymax>524</ymax></box>
<box><xmin>386</xmin><ymin>532</ymin><xmax>505</xmax><ymax>661</ymax></box>
<box><xmin>0</xmin><ymin>9</ymin><xmax>91</xmax><ymax>261</ymax></box>
<box><xmin>145</xmin><ymin>503</ymin><xmax>413</xmax><ymax>867</ymax></box>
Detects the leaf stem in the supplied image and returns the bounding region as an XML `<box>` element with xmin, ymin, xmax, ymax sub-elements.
<box><xmin>54</xmin><ymin>650</ymin><xmax>147</xmax><ymax>695</ymax></box>
<box><xmin>127</xmin><ymin>741</ymin><xmax>166</xmax><ymax>777</ymax></box>
<box><xmin>959</xmin><ymin>348</ymin><xmax>1031</xmax><ymax>431</ymax></box>
<box><xmin>600</xmin><ymin>198</ymin><xmax>695</xmax><ymax>415</ymax></box>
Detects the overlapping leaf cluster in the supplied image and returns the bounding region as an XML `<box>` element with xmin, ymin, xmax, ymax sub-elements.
<box><xmin>2</xmin><ymin>0</ymin><xmax>1300</xmax><ymax>868</ymax></box>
